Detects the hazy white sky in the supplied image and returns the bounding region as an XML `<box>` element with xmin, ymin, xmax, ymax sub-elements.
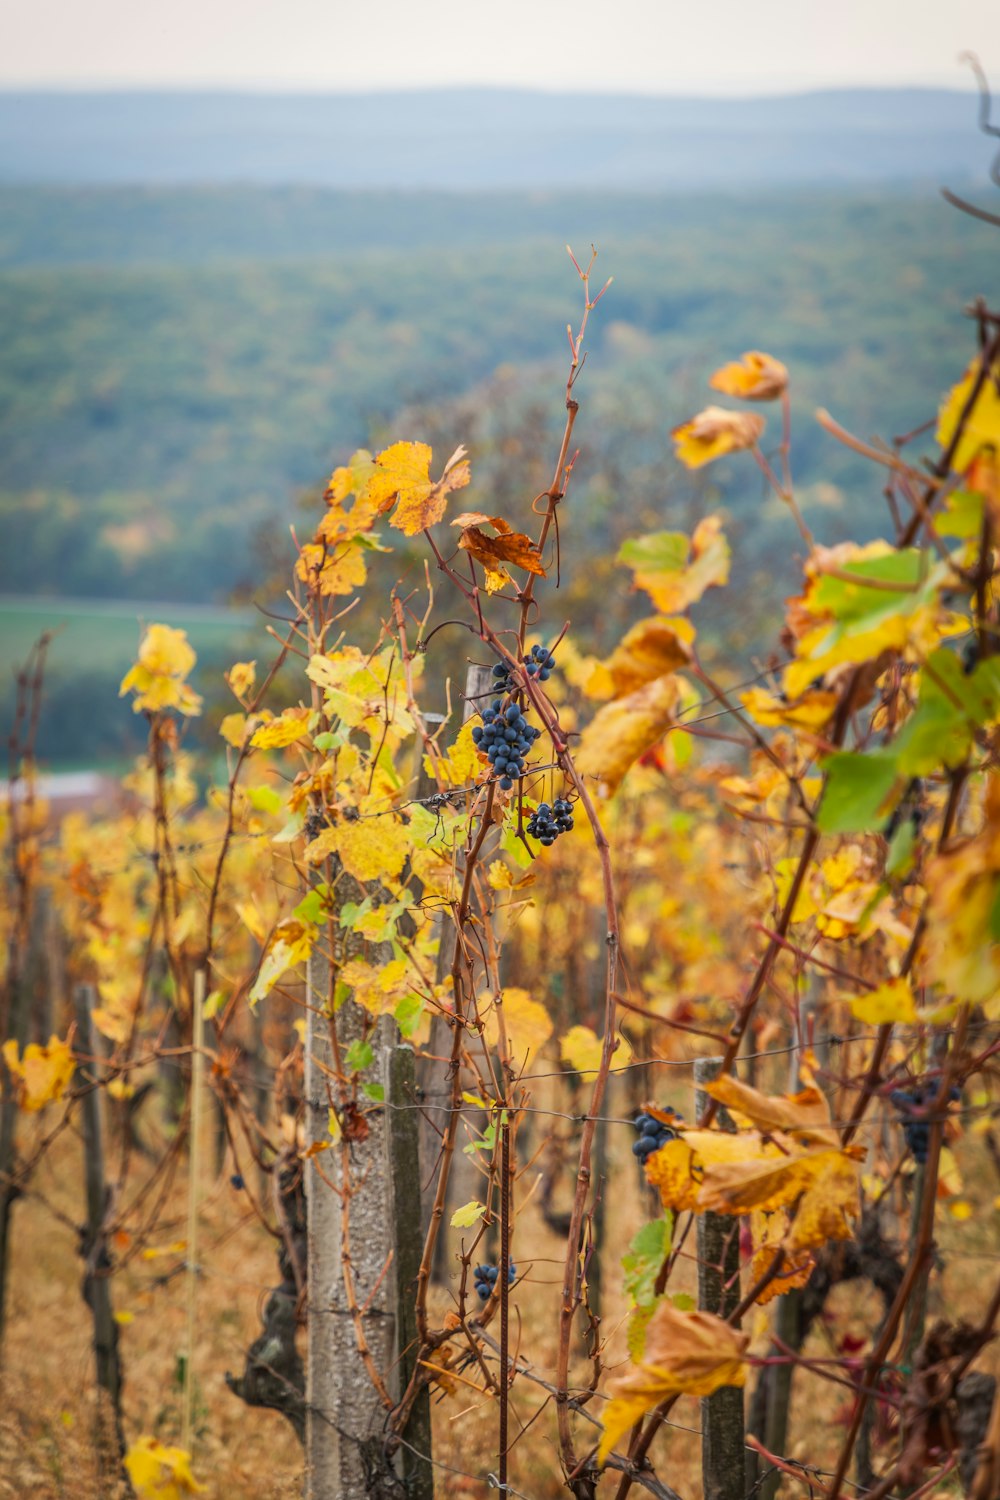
<box><xmin>1</xmin><ymin>0</ymin><xmax>997</xmax><ymax>93</ymax></box>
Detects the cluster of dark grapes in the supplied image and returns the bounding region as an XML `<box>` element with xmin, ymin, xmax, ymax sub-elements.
<box><xmin>527</xmin><ymin>798</ymin><xmax>575</xmax><ymax>845</ymax></box>
<box><xmin>890</xmin><ymin>1084</ymin><xmax>961</xmax><ymax>1163</ymax></box>
<box><xmin>471</xmin><ymin>700</ymin><xmax>541</xmax><ymax>790</ymax></box>
<box><xmin>632</xmin><ymin>1111</ymin><xmax>679</xmax><ymax>1163</ymax></box>
<box><xmin>473</xmin><ymin>1261</ymin><xmax>517</xmax><ymax>1300</ymax></box>
<box><xmin>490</xmin><ymin>644</ymin><xmax>557</xmax><ymax>694</ymax></box>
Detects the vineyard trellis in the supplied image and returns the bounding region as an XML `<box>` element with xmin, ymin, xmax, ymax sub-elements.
<box><xmin>2</xmin><ymin>194</ymin><xmax>1000</xmax><ymax>1500</ymax></box>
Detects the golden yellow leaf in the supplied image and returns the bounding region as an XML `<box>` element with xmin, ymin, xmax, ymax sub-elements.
<box><xmin>606</xmin><ymin>616</ymin><xmax>694</xmax><ymax>697</ymax></box>
<box><xmin>338</xmin><ymin>956</ymin><xmax>411</xmax><ymax>1014</ymax></box>
<box><xmin>3</xmin><ymin>1034</ymin><xmax>75</xmax><ymax>1112</ymax></box>
<box><xmin>646</xmin><ymin>1131</ymin><xmax>766</xmax><ymax>1213</ymax></box>
<box><xmin>697</xmin><ymin>1145</ymin><xmax>861</xmax><ymax>1250</ymax></box>
<box><xmin>576</xmin><ymin>673</ymin><xmax>679</xmax><ymax>794</ymax></box>
<box><xmin>483</xmin><ymin>987</ymin><xmax>553</xmax><ymax>1065</ymax></box>
<box><xmin>620</xmin><ymin>516</ymin><xmax>731</xmax><ymax>614</ymax></box>
<box><xmin>747</xmin><ymin>1210</ymin><xmax>814</xmax><ymax>1304</ymax></box>
<box><xmin>226</xmin><ymin>660</ymin><xmax>256</xmax><ymax>698</ymax></box>
<box><xmin>424</xmin><ymin>719</ymin><xmax>483</xmax><ymax>787</ymax></box>
<box><xmin>709</xmin><ymin>351</ymin><xmax>788</xmax><ymax>401</ymax></box>
<box><xmin>305</xmin><ymin>807</ymin><xmax>410</xmax><ymax>884</ymax></box>
<box><xmin>560</xmin><ymin>1024</ymin><xmax>603</xmax><ymax>1075</ymax></box>
<box><xmin>672</xmin><ymin>406</ymin><xmax>765</xmax><ymax>468</ymax></box>
<box><xmin>937</xmin><ymin>358</ymin><xmax>1000</xmax><ymax>475</ymax></box>
<box><xmin>365</xmin><ymin>441</ymin><xmax>470</xmax><ymax>536</ymax></box>
<box><xmin>125</xmin><ymin>1435</ymin><xmax>204</xmax><ymax>1498</ymax></box>
<box><xmin>295</xmin><ymin>540</ymin><xmax>368</xmax><ymax>597</ymax></box>
<box><xmin>487</xmin><ymin>860</ymin><xmax>514</xmax><ymax>890</ymax></box>
<box><xmin>119</xmin><ymin>624</ymin><xmax>202</xmax><ymax>717</ymax></box>
<box><xmin>219</xmin><ymin>712</ymin><xmax>250</xmax><ymax>748</ymax></box>
<box><xmin>922</xmin><ymin>775</ymin><xmax>1000</xmax><ymax>1005</ymax></box>
<box><xmin>741</xmin><ymin>686</ymin><xmax>837</xmax><ymax>731</ymax></box>
<box><xmin>598</xmin><ymin>1299</ymin><xmax>748</xmax><ymax>1465</ymax></box>
<box><xmin>704</xmin><ymin>1072</ymin><xmax>835</xmax><ymax>1145</ymax></box>
<box><xmin>250</xmin><ymin>706</ymin><xmax>312</xmax><ymax>750</ymax></box>
<box><xmin>850</xmin><ymin>977</ymin><xmax>917</xmax><ymax>1026</ymax></box>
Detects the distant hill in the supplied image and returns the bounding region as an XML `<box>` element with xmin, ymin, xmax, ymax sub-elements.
<box><xmin>0</xmin><ymin>87</ymin><xmax>990</xmax><ymax>188</ymax></box>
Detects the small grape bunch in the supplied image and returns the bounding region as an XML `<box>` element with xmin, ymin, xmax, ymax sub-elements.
<box><xmin>527</xmin><ymin>798</ymin><xmax>574</xmax><ymax>846</ymax></box>
<box><xmin>890</xmin><ymin>1084</ymin><xmax>961</xmax><ymax>1164</ymax></box>
<box><xmin>473</xmin><ymin>1261</ymin><xmax>517</xmax><ymax>1300</ymax></box>
<box><xmin>471</xmin><ymin>700</ymin><xmax>542</xmax><ymax>791</ymax></box>
<box><xmin>523</xmin><ymin>644</ymin><xmax>556</xmax><ymax>681</ymax></box>
<box><xmin>632</xmin><ymin>1111</ymin><xmax>678</xmax><ymax>1163</ymax></box>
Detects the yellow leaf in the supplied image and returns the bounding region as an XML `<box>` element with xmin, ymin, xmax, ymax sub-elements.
<box><xmin>226</xmin><ymin>660</ymin><xmax>256</xmax><ymax>698</ymax></box>
<box><xmin>704</xmin><ymin>1072</ymin><xmax>835</xmax><ymax>1144</ymax></box>
<box><xmin>598</xmin><ymin>1300</ymin><xmax>748</xmax><ymax>1465</ymax></box>
<box><xmin>219</xmin><ymin>712</ymin><xmax>250</xmax><ymax>748</ymax></box>
<box><xmin>125</xmin><ymin>1435</ymin><xmax>204</xmax><ymax>1497</ymax></box>
<box><xmin>483</xmin><ymin>987</ymin><xmax>553</xmax><ymax>1065</ymax></box>
<box><xmin>114</xmin><ymin>1310</ymin><xmax>135</xmax><ymax>1325</ymax></box>
<box><xmin>487</xmin><ymin>860</ymin><xmax>514</xmax><ymax>890</ymax></box>
<box><xmin>620</xmin><ymin>516</ymin><xmax>730</xmax><ymax>614</ymax></box>
<box><xmin>305</xmin><ymin>807</ymin><xmax>410</xmax><ymax>884</ymax></box>
<box><xmin>949</xmin><ymin>1199</ymin><xmax>973</xmax><ymax>1220</ymax></box>
<box><xmin>450</xmin><ymin>1199</ymin><xmax>486</xmax><ymax>1229</ymax></box>
<box><xmin>576</xmin><ymin>673</ymin><xmax>679</xmax><ymax>794</ymax></box>
<box><xmin>561</xmin><ymin>1024</ymin><xmax>604</xmax><ymax>1075</ymax></box>
<box><xmin>606</xmin><ymin>616</ymin><xmax>694</xmax><ymax>697</ymax></box>
<box><xmin>3</xmin><ymin>1034</ymin><xmax>75</xmax><ymax>1112</ymax></box>
<box><xmin>295</xmin><ymin>540</ymin><xmax>368</xmax><ymax>597</ymax></box>
<box><xmin>250</xmin><ymin>706</ymin><xmax>312</xmax><ymax>749</ymax></box>
<box><xmin>709</xmin><ymin>350</ymin><xmax>789</xmax><ymax>402</ymax></box>
<box><xmin>748</xmin><ymin>1209</ymin><xmax>815</xmax><ymax>1305</ymax></box>
<box><xmin>365</xmin><ymin>441</ymin><xmax>470</xmax><ymax>536</ymax></box>
<box><xmin>741</xmin><ymin>686</ymin><xmax>837</xmax><ymax>731</ymax></box>
<box><xmin>850</xmin><ymin>977</ymin><xmax>917</xmax><ymax>1026</ymax></box>
<box><xmin>672</xmin><ymin>406</ymin><xmax>765</xmax><ymax>468</ymax></box>
<box><xmin>937</xmin><ymin>358</ymin><xmax>1000</xmax><ymax>475</ymax></box>
<box><xmin>425</xmin><ymin>719</ymin><xmax>483</xmax><ymax>787</ymax></box>
<box><xmin>646</xmin><ymin>1131</ymin><xmax>765</xmax><ymax>1213</ymax></box>
<box><xmin>697</xmin><ymin>1145</ymin><xmax>862</xmax><ymax>1250</ymax></box>
<box><xmin>119</xmin><ymin>624</ymin><xmax>202</xmax><ymax>717</ymax></box>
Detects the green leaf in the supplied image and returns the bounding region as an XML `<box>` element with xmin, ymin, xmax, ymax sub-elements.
<box><xmin>293</xmin><ymin>885</ymin><xmax>329</xmax><ymax>925</ymax></box>
<box><xmin>937</xmin><ymin>489</ymin><xmax>984</xmax><ymax>540</ymax></box>
<box><xmin>246</xmin><ymin>784</ymin><xmax>284</xmax><ymax>815</ymax></box>
<box><xmin>202</xmin><ymin>989</ymin><xmax>225</xmax><ymax>1020</ymax></box>
<box><xmin>622</xmin><ymin>1216</ymin><xmax>672</xmax><ymax>1308</ymax></box>
<box><xmin>362</xmin><ymin>1082</ymin><xmax>385</xmax><ymax>1103</ymax></box>
<box><xmin>394</xmin><ymin>993</ymin><xmax>424</xmax><ymax>1039</ymax></box>
<box><xmin>344</xmin><ymin>1039</ymin><xmax>373</xmax><ymax>1074</ymax></box>
<box><xmin>885</xmin><ymin>819</ymin><xmax>916</xmax><ymax>878</ymax></box>
<box><xmin>817</xmin><ymin>752</ymin><xmax>901</xmax><ymax>834</ymax></box>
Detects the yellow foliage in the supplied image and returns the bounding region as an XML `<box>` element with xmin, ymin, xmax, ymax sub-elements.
<box><xmin>606</xmin><ymin>616</ymin><xmax>694</xmax><ymax>697</ymax></box>
<box><xmin>119</xmin><ymin>624</ymin><xmax>202</xmax><ymax>717</ymax></box>
<box><xmin>672</xmin><ymin>406</ymin><xmax>765</xmax><ymax>468</ymax></box>
<box><xmin>250</xmin><ymin>707</ymin><xmax>312</xmax><ymax>749</ymax></box>
<box><xmin>483</xmin><ymin>987</ymin><xmax>553</xmax><ymax>1066</ymax></box>
<box><xmin>365</xmin><ymin>441</ymin><xmax>470</xmax><ymax>535</ymax></box>
<box><xmin>598</xmin><ymin>1299</ymin><xmax>748</xmax><ymax>1465</ymax></box>
<box><xmin>226</xmin><ymin>660</ymin><xmax>256</xmax><ymax>698</ymax></box>
<box><xmin>850</xmin><ymin>977</ymin><xmax>917</xmax><ymax>1026</ymax></box>
<box><xmin>2</xmin><ymin>1034</ymin><xmax>75</xmax><ymax>1112</ymax></box>
<box><xmin>560</xmin><ymin>1024</ymin><xmax>604</xmax><ymax>1074</ymax></box>
<box><xmin>576</xmin><ymin>673</ymin><xmax>679</xmax><ymax>794</ymax></box>
<box><xmin>305</xmin><ymin>803</ymin><xmax>410</xmax><ymax>884</ymax></box>
<box><xmin>709</xmin><ymin>350</ymin><xmax>788</xmax><ymax>401</ymax></box>
<box><xmin>125</xmin><ymin>1436</ymin><xmax>204</xmax><ymax>1498</ymax></box>
<box><xmin>937</xmin><ymin>358</ymin><xmax>1000</xmax><ymax>475</ymax></box>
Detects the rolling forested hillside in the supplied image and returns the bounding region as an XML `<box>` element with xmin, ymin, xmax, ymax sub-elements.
<box><xmin>1</xmin><ymin>179</ymin><xmax>997</xmax><ymax>762</ymax></box>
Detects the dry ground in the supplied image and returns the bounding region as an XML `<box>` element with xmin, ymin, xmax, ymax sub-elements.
<box><xmin>2</xmin><ymin>1085</ymin><xmax>995</xmax><ymax>1498</ymax></box>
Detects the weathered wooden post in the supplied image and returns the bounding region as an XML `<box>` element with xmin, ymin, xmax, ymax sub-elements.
<box><xmin>417</xmin><ymin>662</ymin><xmax>492</xmax><ymax>1264</ymax></box>
<box><xmin>305</xmin><ymin>930</ymin><xmax>398</xmax><ymax>1494</ymax></box>
<box><xmin>0</xmin><ymin>958</ymin><xmax>30</xmax><ymax>1354</ymax></box>
<box><xmin>694</xmin><ymin>1056</ymin><xmax>745</xmax><ymax>1500</ymax></box>
<box><xmin>74</xmin><ymin>982</ymin><xmax>131</xmax><ymax>1486</ymax></box>
<box><xmin>181</xmin><ymin>969</ymin><xmax>206</xmax><ymax>1454</ymax></box>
